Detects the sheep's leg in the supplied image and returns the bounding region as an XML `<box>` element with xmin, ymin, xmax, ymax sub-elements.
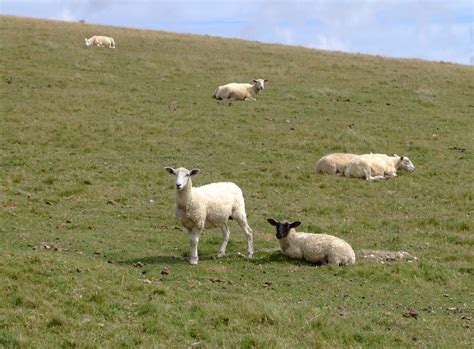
<box><xmin>189</xmin><ymin>229</ymin><xmax>201</xmax><ymax>265</ymax></box>
<box><xmin>363</xmin><ymin>169</ymin><xmax>385</xmax><ymax>181</ymax></box>
<box><xmin>245</xmin><ymin>225</ymin><xmax>254</xmax><ymax>258</ymax></box>
<box><xmin>217</xmin><ymin>224</ymin><xmax>231</xmax><ymax>257</ymax></box>
<box><xmin>234</xmin><ymin>217</ymin><xmax>254</xmax><ymax>258</ymax></box>
<box><xmin>366</xmin><ymin>175</ymin><xmax>386</xmax><ymax>181</ymax></box>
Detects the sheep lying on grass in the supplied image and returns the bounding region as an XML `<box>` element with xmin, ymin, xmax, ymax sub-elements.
<box><xmin>315</xmin><ymin>153</ymin><xmax>358</xmax><ymax>175</ymax></box>
<box><xmin>344</xmin><ymin>153</ymin><xmax>415</xmax><ymax>181</ymax></box>
<box><xmin>85</xmin><ymin>35</ymin><xmax>115</xmax><ymax>48</ymax></box>
<box><xmin>164</xmin><ymin>167</ymin><xmax>254</xmax><ymax>265</ymax></box>
<box><xmin>212</xmin><ymin>79</ymin><xmax>267</xmax><ymax>101</ymax></box>
<box><xmin>267</xmin><ymin>219</ymin><xmax>355</xmax><ymax>266</ymax></box>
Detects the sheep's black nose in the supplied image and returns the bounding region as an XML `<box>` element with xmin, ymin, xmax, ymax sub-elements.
<box><xmin>176</xmin><ymin>184</ymin><xmax>181</xmax><ymax>189</ymax></box>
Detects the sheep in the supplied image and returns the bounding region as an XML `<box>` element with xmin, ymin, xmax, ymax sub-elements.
<box><xmin>267</xmin><ymin>219</ymin><xmax>355</xmax><ymax>265</ymax></box>
<box><xmin>212</xmin><ymin>79</ymin><xmax>267</xmax><ymax>101</ymax></box>
<box><xmin>315</xmin><ymin>153</ymin><xmax>358</xmax><ymax>175</ymax></box>
<box><xmin>344</xmin><ymin>153</ymin><xmax>415</xmax><ymax>181</ymax></box>
<box><xmin>84</xmin><ymin>35</ymin><xmax>115</xmax><ymax>48</ymax></box>
<box><xmin>164</xmin><ymin>167</ymin><xmax>254</xmax><ymax>265</ymax></box>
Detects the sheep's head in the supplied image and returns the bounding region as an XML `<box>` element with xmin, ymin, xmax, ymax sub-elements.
<box><xmin>397</xmin><ymin>156</ymin><xmax>415</xmax><ymax>172</ymax></box>
<box><xmin>267</xmin><ymin>218</ymin><xmax>301</xmax><ymax>239</ymax></box>
<box><xmin>253</xmin><ymin>79</ymin><xmax>268</xmax><ymax>91</ymax></box>
<box><xmin>85</xmin><ymin>38</ymin><xmax>92</xmax><ymax>46</ymax></box>
<box><xmin>164</xmin><ymin>167</ymin><xmax>200</xmax><ymax>191</ymax></box>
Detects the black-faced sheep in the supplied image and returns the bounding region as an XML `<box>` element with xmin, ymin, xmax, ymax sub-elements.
<box><xmin>267</xmin><ymin>219</ymin><xmax>355</xmax><ymax>266</ymax></box>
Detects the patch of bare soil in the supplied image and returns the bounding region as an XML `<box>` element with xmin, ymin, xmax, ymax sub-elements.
<box><xmin>358</xmin><ymin>250</ymin><xmax>417</xmax><ymax>263</ymax></box>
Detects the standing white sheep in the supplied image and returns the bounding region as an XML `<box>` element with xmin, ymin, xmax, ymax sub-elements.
<box><xmin>85</xmin><ymin>35</ymin><xmax>116</xmax><ymax>48</ymax></box>
<box><xmin>267</xmin><ymin>219</ymin><xmax>355</xmax><ymax>265</ymax></box>
<box><xmin>164</xmin><ymin>167</ymin><xmax>254</xmax><ymax>265</ymax></box>
<box><xmin>212</xmin><ymin>79</ymin><xmax>267</xmax><ymax>101</ymax></box>
<box><xmin>344</xmin><ymin>153</ymin><xmax>415</xmax><ymax>181</ymax></box>
<box><xmin>315</xmin><ymin>153</ymin><xmax>358</xmax><ymax>175</ymax></box>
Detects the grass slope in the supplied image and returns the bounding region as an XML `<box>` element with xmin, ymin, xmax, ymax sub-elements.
<box><xmin>1</xmin><ymin>16</ymin><xmax>473</xmax><ymax>348</ymax></box>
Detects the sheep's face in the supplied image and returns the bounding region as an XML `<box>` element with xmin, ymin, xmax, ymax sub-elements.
<box><xmin>399</xmin><ymin>156</ymin><xmax>415</xmax><ymax>172</ymax></box>
<box><xmin>267</xmin><ymin>219</ymin><xmax>301</xmax><ymax>239</ymax></box>
<box><xmin>164</xmin><ymin>167</ymin><xmax>200</xmax><ymax>191</ymax></box>
<box><xmin>85</xmin><ymin>38</ymin><xmax>92</xmax><ymax>46</ymax></box>
<box><xmin>253</xmin><ymin>79</ymin><xmax>267</xmax><ymax>91</ymax></box>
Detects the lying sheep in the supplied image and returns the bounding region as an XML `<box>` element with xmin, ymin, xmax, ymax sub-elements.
<box><xmin>164</xmin><ymin>167</ymin><xmax>254</xmax><ymax>265</ymax></box>
<box><xmin>267</xmin><ymin>219</ymin><xmax>355</xmax><ymax>265</ymax></box>
<box><xmin>85</xmin><ymin>35</ymin><xmax>115</xmax><ymax>48</ymax></box>
<box><xmin>212</xmin><ymin>79</ymin><xmax>267</xmax><ymax>101</ymax></box>
<box><xmin>315</xmin><ymin>153</ymin><xmax>358</xmax><ymax>175</ymax></box>
<box><xmin>344</xmin><ymin>153</ymin><xmax>415</xmax><ymax>181</ymax></box>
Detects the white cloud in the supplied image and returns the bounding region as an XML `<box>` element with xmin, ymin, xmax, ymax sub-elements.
<box><xmin>52</xmin><ymin>0</ymin><xmax>115</xmax><ymax>21</ymax></box>
<box><xmin>274</xmin><ymin>27</ymin><xmax>294</xmax><ymax>45</ymax></box>
<box><xmin>310</xmin><ymin>35</ymin><xmax>347</xmax><ymax>51</ymax></box>
<box><xmin>58</xmin><ymin>8</ymin><xmax>74</xmax><ymax>22</ymax></box>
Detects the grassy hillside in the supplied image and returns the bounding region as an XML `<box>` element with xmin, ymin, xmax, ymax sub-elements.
<box><xmin>1</xmin><ymin>15</ymin><xmax>473</xmax><ymax>348</ymax></box>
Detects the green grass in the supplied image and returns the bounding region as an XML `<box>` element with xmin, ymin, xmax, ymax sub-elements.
<box><xmin>1</xmin><ymin>15</ymin><xmax>473</xmax><ymax>348</ymax></box>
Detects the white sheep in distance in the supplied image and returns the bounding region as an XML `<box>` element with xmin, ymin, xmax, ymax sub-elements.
<box><xmin>267</xmin><ymin>219</ymin><xmax>355</xmax><ymax>266</ymax></box>
<box><xmin>164</xmin><ymin>167</ymin><xmax>254</xmax><ymax>265</ymax></box>
<box><xmin>315</xmin><ymin>153</ymin><xmax>358</xmax><ymax>175</ymax></box>
<box><xmin>344</xmin><ymin>153</ymin><xmax>415</xmax><ymax>181</ymax></box>
<box><xmin>212</xmin><ymin>79</ymin><xmax>267</xmax><ymax>101</ymax></box>
<box><xmin>85</xmin><ymin>35</ymin><xmax>116</xmax><ymax>48</ymax></box>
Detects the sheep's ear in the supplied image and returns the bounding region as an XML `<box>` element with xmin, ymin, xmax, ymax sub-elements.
<box><xmin>290</xmin><ymin>221</ymin><xmax>301</xmax><ymax>228</ymax></box>
<box><xmin>267</xmin><ymin>218</ymin><xmax>278</xmax><ymax>226</ymax></box>
<box><xmin>253</xmin><ymin>79</ymin><xmax>257</xmax><ymax>83</ymax></box>
<box><xmin>190</xmin><ymin>168</ymin><xmax>201</xmax><ymax>176</ymax></box>
<box><xmin>164</xmin><ymin>166</ymin><xmax>176</xmax><ymax>175</ymax></box>
<box><xmin>264</xmin><ymin>79</ymin><xmax>268</xmax><ymax>82</ymax></box>
<box><xmin>400</xmin><ymin>156</ymin><xmax>404</xmax><ymax>160</ymax></box>
<box><xmin>393</xmin><ymin>154</ymin><xmax>399</xmax><ymax>157</ymax></box>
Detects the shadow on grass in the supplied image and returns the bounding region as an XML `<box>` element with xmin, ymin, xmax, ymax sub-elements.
<box><xmin>122</xmin><ymin>252</ymin><xmax>247</xmax><ymax>265</ymax></box>
<box><xmin>118</xmin><ymin>248</ymin><xmax>319</xmax><ymax>267</ymax></box>
<box><xmin>249</xmin><ymin>250</ymin><xmax>318</xmax><ymax>266</ymax></box>
<box><xmin>119</xmin><ymin>250</ymin><xmax>302</xmax><ymax>266</ymax></box>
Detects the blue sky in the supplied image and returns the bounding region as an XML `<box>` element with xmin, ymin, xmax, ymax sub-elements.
<box><xmin>1</xmin><ymin>0</ymin><xmax>472</xmax><ymax>65</ymax></box>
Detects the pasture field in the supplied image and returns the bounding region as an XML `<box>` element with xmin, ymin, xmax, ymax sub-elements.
<box><xmin>0</xmin><ymin>16</ymin><xmax>473</xmax><ymax>348</ymax></box>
